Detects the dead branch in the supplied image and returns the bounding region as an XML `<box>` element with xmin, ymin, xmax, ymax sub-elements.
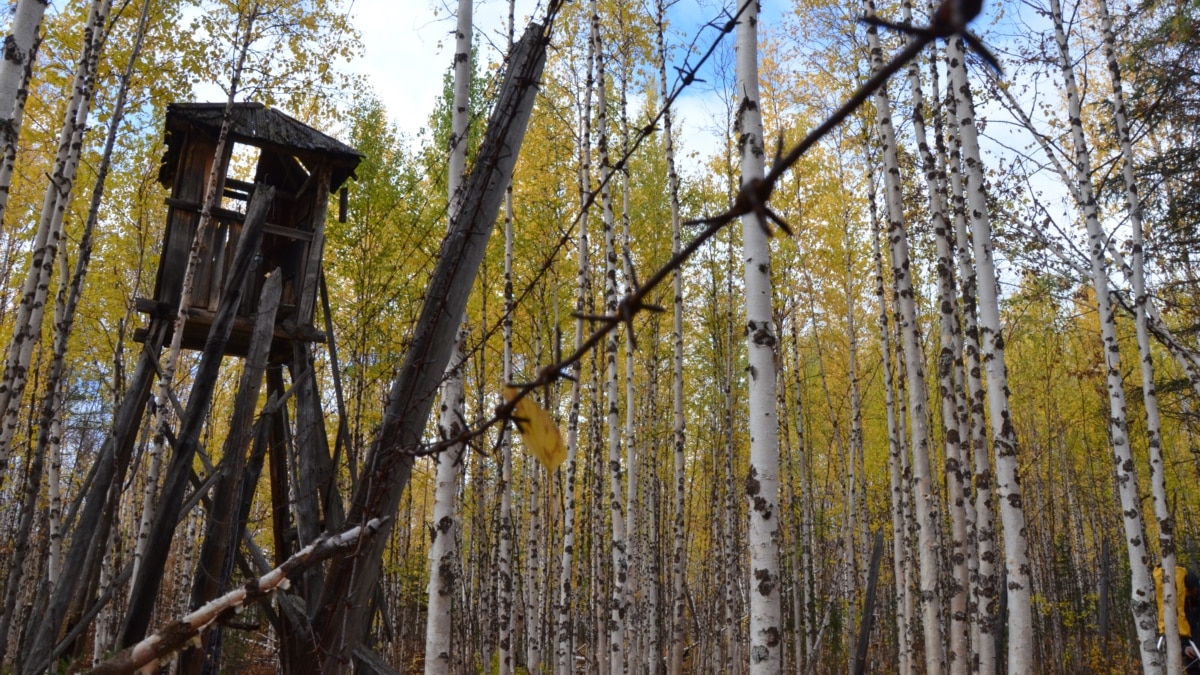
<box><xmin>86</xmin><ymin>518</ymin><xmax>386</xmax><ymax>675</ymax></box>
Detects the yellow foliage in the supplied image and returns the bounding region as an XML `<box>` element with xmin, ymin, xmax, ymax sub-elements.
<box><xmin>503</xmin><ymin>386</ymin><xmax>567</xmax><ymax>471</ymax></box>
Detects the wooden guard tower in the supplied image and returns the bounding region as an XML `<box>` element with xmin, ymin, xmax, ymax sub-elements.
<box><xmin>136</xmin><ymin>102</ymin><xmax>362</xmax><ymax>358</ymax></box>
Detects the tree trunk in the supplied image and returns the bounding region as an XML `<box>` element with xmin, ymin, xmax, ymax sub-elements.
<box><xmin>1098</xmin><ymin>0</ymin><xmax>1179</xmax><ymax>670</ymax></box>
<box><xmin>863</xmin><ymin>5</ymin><xmax>943</xmax><ymax>672</ymax></box>
<box><xmin>735</xmin><ymin>4</ymin><xmax>782</xmax><ymax>672</ymax></box>
<box><xmin>0</xmin><ymin>0</ymin><xmax>50</xmax><ymax>231</ymax></box>
<box><xmin>654</xmin><ymin>0</ymin><xmax>687</xmax><ymax>669</ymax></box>
<box><xmin>866</xmin><ymin>153</ymin><xmax>911</xmax><ymax>675</ymax></box>
<box><xmin>1047</xmin><ymin>0</ymin><xmax>1158</xmax><ymax>667</ymax></box>
<box><xmin>898</xmin><ymin>6</ymin><xmax>969</xmax><ymax>669</ymax></box>
<box><xmin>946</xmin><ymin>34</ymin><xmax>1034</xmax><ymax>672</ymax></box>
<box><xmin>305</xmin><ymin>24</ymin><xmax>547</xmax><ymax>669</ymax></box>
<box><xmin>0</xmin><ymin>0</ymin><xmax>111</xmax><ymax>488</ymax></box>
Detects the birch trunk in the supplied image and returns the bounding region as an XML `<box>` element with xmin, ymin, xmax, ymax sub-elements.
<box><xmin>499</xmin><ymin>3</ymin><xmax>518</xmax><ymax>673</ymax></box>
<box><xmin>937</xmin><ymin>55</ymin><xmax>996</xmax><ymax>675</ymax></box>
<box><xmin>593</xmin><ymin>4</ymin><xmax>628</xmax><ymax>667</ymax></box>
<box><xmin>735</xmin><ymin>3</ymin><xmax>781</xmax><ymax>672</ymax></box>
<box><xmin>1098</xmin><ymin>0</ymin><xmax>1179</xmax><ymax>670</ymax></box>
<box><xmin>863</xmin><ymin>5</ymin><xmax>943</xmax><ymax>671</ymax></box>
<box><xmin>0</xmin><ymin>0</ymin><xmax>50</xmax><ymax>231</ymax></box>
<box><xmin>0</xmin><ymin>0</ymin><xmax>110</xmax><ymax>488</ymax></box>
<box><xmin>426</xmin><ymin>4</ymin><xmax>473</xmax><ymax>670</ymax></box>
<box><xmin>898</xmin><ymin>5</ymin><xmax>970</xmax><ymax>668</ymax></box>
<box><xmin>1046</xmin><ymin>0</ymin><xmax>1158</xmax><ymax>667</ymax></box>
<box><xmin>866</xmin><ymin>154</ymin><xmax>911</xmax><ymax>675</ymax></box>
<box><xmin>558</xmin><ymin>9</ymin><xmax>595</xmax><ymax>670</ymax></box>
<box><xmin>618</xmin><ymin>38</ymin><xmax>639</xmax><ymax>672</ymax></box>
<box><xmin>655</xmin><ymin>0</ymin><xmax>687</xmax><ymax>667</ymax></box>
<box><xmin>946</xmin><ymin>34</ymin><xmax>1035</xmax><ymax>672</ymax></box>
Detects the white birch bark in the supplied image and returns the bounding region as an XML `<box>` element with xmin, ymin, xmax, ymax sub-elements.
<box><xmin>898</xmin><ymin>5</ymin><xmax>970</xmax><ymax>668</ymax></box>
<box><xmin>558</xmin><ymin>9</ymin><xmax>596</xmax><ymax>669</ymax></box>
<box><xmin>0</xmin><ymin>0</ymin><xmax>110</xmax><ymax>488</ymax></box>
<box><xmin>0</xmin><ymin>0</ymin><xmax>49</xmax><ymax>231</ymax></box>
<box><xmin>946</xmin><ymin>34</ymin><xmax>1035</xmax><ymax>672</ymax></box>
<box><xmin>863</xmin><ymin>6</ymin><xmax>943</xmax><ymax>671</ymax></box>
<box><xmin>938</xmin><ymin>51</ymin><xmax>997</xmax><ymax>674</ymax></box>
<box><xmin>498</xmin><ymin>5</ymin><xmax>516</xmax><ymax>674</ymax></box>
<box><xmin>655</xmin><ymin>0</ymin><xmax>687</xmax><ymax>667</ymax></box>
<box><xmin>426</xmin><ymin>3</ymin><xmax>473</xmax><ymax>670</ymax></box>
<box><xmin>1047</xmin><ymin>0</ymin><xmax>1158</xmax><ymax>667</ymax></box>
<box><xmin>1098</xmin><ymin>0</ymin><xmax>1179</xmax><ymax>671</ymax></box>
<box><xmin>594</xmin><ymin>6</ymin><xmax>628</xmax><ymax>667</ymax></box>
<box><xmin>735</xmin><ymin>3</ymin><xmax>781</xmax><ymax>672</ymax></box>
<box><xmin>619</xmin><ymin>46</ymin><xmax>640</xmax><ymax>672</ymax></box>
<box><xmin>867</xmin><ymin>156</ymin><xmax>911</xmax><ymax>675</ymax></box>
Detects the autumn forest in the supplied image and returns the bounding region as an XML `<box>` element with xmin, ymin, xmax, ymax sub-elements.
<box><xmin>0</xmin><ymin>0</ymin><xmax>1196</xmax><ymax>673</ymax></box>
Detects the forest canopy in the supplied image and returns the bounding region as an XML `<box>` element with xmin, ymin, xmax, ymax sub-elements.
<box><xmin>0</xmin><ymin>0</ymin><xmax>1196</xmax><ymax>673</ymax></box>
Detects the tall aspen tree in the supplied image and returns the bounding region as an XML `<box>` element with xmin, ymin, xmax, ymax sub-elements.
<box><xmin>559</xmin><ymin>7</ymin><xmax>596</xmax><ymax>670</ymax></box>
<box><xmin>654</xmin><ymin>0</ymin><xmax>688</xmax><ymax>668</ymax></box>
<box><xmin>898</xmin><ymin>3</ymin><xmax>970</xmax><ymax>667</ymax></box>
<box><xmin>1047</xmin><ymin>0</ymin><xmax>1158</xmax><ymax>667</ymax></box>
<box><xmin>946</xmin><ymin>33</ymin><xmax>1034</xmax><ymax>671</ymax></box>
<box><xmin>0</xmin><ymin>0</ymin><xmax>50</xmax><ymax>231</ymax></box>
<box><xmin>867</xmin><ymin>153</ymin><xmax>912</xmax><ymax>675</ymax></box>
<box><xmin>942</xmin><ymin>77</ymin><xmax>996</xmax><ymax>675</ymax></box>
<box><xmin>498</xmin><ymin>3</ymin><xmax>517</xmax><ymax>673</ymax></box>
<box><xmin>863</xmin><ymin>3</ymin><xmax>943</xmax><ymax>671</ymax></box>
<box><xmin>1098</xmin><ymin>0</ymin><xmax>1180</xmax><ymax>670</ymax></box>
<box><xmin>0</xmin><ymin>0</ymin><xmax>111</xmax><ymax>488</ymax></box>
<box><xmin>593</xmin><ymin>1</ymin><xmax>628</xmax><ymax>668</ymax></box>
<box><xmin>735</xmin><ymin>3</ymin><xmax>782</xmax><ymax>672</ymax></box>
<box><xmin>425</xmin><ymin>3</ymin><xmax>473</xmax><ymax>672</ymax></box>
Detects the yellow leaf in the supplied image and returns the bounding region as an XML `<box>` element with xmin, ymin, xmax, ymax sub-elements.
<box><xmin>503</xmin><ymin>386</ymin><xmax>566</xmax><ymax>471</ymax></box>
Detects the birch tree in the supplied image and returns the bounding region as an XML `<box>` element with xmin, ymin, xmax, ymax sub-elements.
<box><xmin>557</xmin><ymin>6</ymin><xmax>595</xmax><ymax>669</ymax></box>
<box><xmin>425</xmin><ymin>2</ymin><xmax>472</xmax><ymax>671</ymax></box>
<box><xmin>0</xmin><ymin>0</ymin><xmax>50</xmax><ymax>231</ymax></box>
<box><xmin>898</xmin><ymin>4</ymin><xmax>970</xmax><ymax>668</ymax></box>
<box><xmin>863</xmin><ymin>4</ymin><xmax>943</xmax><ymax>671</ymax></box>
<box><xmin>1047</xmin><ymin>0</ymin><xmax>1158</xmax><ymax>667</ymax></box>
<box><xmin>0</xmin><ymin>0</ymin><xmax>111</xmax><ymax>488</ymax></box>
<box><xmin>1098</xmin><ymin>0</ymin><xmax>1180</xmax><ymax>670</ymax></box>
<box><xmin>654</xmin><ymin>0</ymin><xmax>688</xmax><ymax>670</ymax></box>
<box><xmin>945</xmin><ymin>32</ymin><xmax>1034</xmax><ymax>672</ymax></box>
<box><xmin>735</xmin><ymin>3</ymin><xmax>782</xmax><ymax>672</ymax></box>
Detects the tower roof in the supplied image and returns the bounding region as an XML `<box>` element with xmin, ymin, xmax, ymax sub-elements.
<box><xmin>159</xmin><ymin>101</ymin><xmax>362</xmax><ymax>190</ymax></box>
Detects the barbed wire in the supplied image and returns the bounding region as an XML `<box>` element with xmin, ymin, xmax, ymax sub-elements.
<box><xmin>410</xmin><ymin>0</ymin><xmax>994</xmax><ymax>460</ymax></box>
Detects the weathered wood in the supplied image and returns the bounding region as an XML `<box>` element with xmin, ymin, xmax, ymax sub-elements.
<box><xmin>90</xmin><ymin>520</ymin><xmax>385</xmax><ymax>675</ymax></box>
<box><xmin>320</xmin><ymin>272</ymin><xmax>355</xmax><ymax>486</ymax></box>
<box><xmin>851</xmin><ymin>531</ymin><xmax>885</xmax><ymax>675</ymax></box>
<box><xmin>119</xmin><ymin>185</ymin><xmax>274</xmax><ymax>648</ymax></box>
<box><xmin>305</xmin><ymin>21</ymin><xmax>549</xmax><ymax>669</ymax></box>
<box><xmin>294</xmin><ymin>165</ymin><xmax>330</xmax><ymax>325</ymax></box>
<box><xmin>179</xmin><ymin>270</ymin><xmax>282</xmax><ymax>675</ymax></box>
<box><xmin>23</xmin><ymin>317</ymin><xmax>168</xmax><ymax>667</ymax></box>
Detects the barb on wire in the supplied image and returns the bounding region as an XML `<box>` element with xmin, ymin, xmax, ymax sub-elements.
<box><xmin>410</xmin><ymin>0</ymin><xmax>995</xmax><ymax>461</ymax></box>
<box><xmin>860</xmin><ymin>0</ymin><xmax>1001</xmax><ymax>73</ymax></box>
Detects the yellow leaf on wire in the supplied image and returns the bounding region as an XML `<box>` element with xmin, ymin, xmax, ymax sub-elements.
<box><xmin>503</xmin><ymin>386</ymin><xmax>567</xmax><ymax>471</ymax></box>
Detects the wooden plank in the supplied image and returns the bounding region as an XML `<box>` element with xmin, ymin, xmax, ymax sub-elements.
<box><xmin>120</xmin><ymin>185</ymin><xmax>275</xmax><ymax>648</ymax></box>
<box><xmin>294</xmin><ymin>165</ymin><xmax>330</xmax><ymax>325</ymax></box>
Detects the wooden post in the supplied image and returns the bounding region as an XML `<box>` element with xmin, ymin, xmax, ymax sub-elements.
<box><xmin>119</xmin><ymin>185</ymin><xmax>274</xmax><ymax>648</ymax></box>
<box><xmin>306</xmin><ymin>22</ymin><xmax>549</xmax><ymax>669</ymax></box>
<box><xmin>179</xmin><ymin>270</ymin><xmax>282</xmax><ymax>675</ymax></box>
<box><xmin>852</xmin><ymin>531</ymin><xmax>885</xmax><ymax>675</ymax></box>
<box><xmin>24</xmin><ymin>317</ymin><xmax>168</xmax><ymax>663</ymax></box>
